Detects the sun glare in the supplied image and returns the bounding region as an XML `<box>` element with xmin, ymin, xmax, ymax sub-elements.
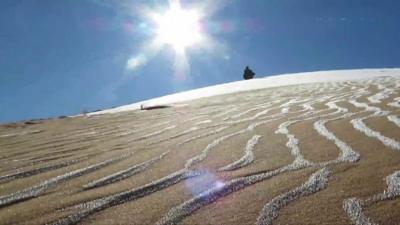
<box><xmin>154</xmin><ymin>2</ymin><xmax>203</xmax><ymax>53</ymax></box>
<box><xmin>127</xmin><ymin>0</ymin><xmax>216</xmax><ymax>81</ymax></box>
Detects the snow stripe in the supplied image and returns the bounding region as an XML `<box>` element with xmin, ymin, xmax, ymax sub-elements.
<box><xmin>367</xmin><ymin>88</ymin><xmax>394</xmax><ymax>104</ymax></box>
<box><xmin>50</xmin><ymin>169</ymin><xmax>200</xmax><ymax>225</ymax></box>
<box><xmin>147</xmin><ymin>127</ymin><xmax>199</xmax><ymax>145</ymax></box>
<box><xmin>0</xmin><ymin>153</ymin><xmax>132</xmax><ymax>207</ymax></box>
<box><xmin>343</xmin><ymin>198</ymin><xmax>376</xmax><ymax>225</ymax></box>
<box><xmin>343</xmin><ymin>170</ymin><xmax>400</xmax><ymax>225</ymax></box>
<box><xmin>351</xmin><ymin>118</ymin><xmax>400</xmax><ymax>150</ymax></box>
<box><xmin>314</xmin><ymin>118</ymin><xmax>360</xmax><ymax>163</ymax></box>
<box><xmin>313</xmin><ymin>100</ymin><xmax>360</xmax><ymax>163</ymax></box>
<box><xmin>219</xmin><ymin>135</ymin><xmax>261</xmax><ymax>171</ymax></box>
<box><xmin>0</xmin><ymin>158</ymin><xmax>83</xmax><ymax>183</ymax></box>
<box><xmin>388</xmin><ymin>97</ymin><xmax>400</xmax><ymax>108</ymax></box>
<box><xmin>178</xmin><ymin>126</ymin><xmax>229</xmax><ymax>146</ymax></box>
<box><xmin>349</xmin><ymin>99</ymin><xmax>400</xmax><ymax>150</ymax></box>
<box><xmin>387</xmin><ymin>115</ymin><xmax>400</xmax><ymax>128</ymax></box>
<box><xmin>275</xmin><ymin>121</ymin><xmax>313</xmax><ymax>167</ymax></box>
<box><xmin>184</xmin><ymin>130</ymin><xmax>247</xmax><ymax>169</ymax></box>
<box><xmin>256</xmin><ymin>168</ymin><xmax>330</xmax><ymax>225</ymax></box>
<box><xmin>133</xmin><ymin>125</ymin><xmax>176</xmax><ymax>141</ymax></box>
<box><xmin>82</xmin><ymin>152</ymin><xmax>168</xmax><ymax>190</ymax></box>
<box><xmin>155</xmin><ymin>164</ymin><xmax>307</xmax><ymax>225</ymax></box>
<box><xmin>223</xmin><ymin>106</ymin><xmax>262</xmax><ymax>121</ymax></box>
<box><xmin>194</xmin><ymin>120</ymin><xmax>212</xmax><ymax>125</ymax></box>
<box><xmin>116</xmin><ymin>121</ymin><xmax>171</xmax><ymax>137</ymax></box>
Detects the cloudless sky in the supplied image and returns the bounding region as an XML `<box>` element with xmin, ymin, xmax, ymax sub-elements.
<box><xmin>1</xmin><ymin>0</ymin><xmax>400</xmax><ymax>122</ymax></box>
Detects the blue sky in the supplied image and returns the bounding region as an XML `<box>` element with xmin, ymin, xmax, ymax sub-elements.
<box><xmin>1</xmin><ymin>0</ymin><xmax>400</xmax><ymax>122</ymax></box>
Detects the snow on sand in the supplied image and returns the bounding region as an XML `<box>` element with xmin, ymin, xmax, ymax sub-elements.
<box><xmin>88</xmin><ymin>69</ymin><xmax>400</xmax><ymax>116</ymax></box>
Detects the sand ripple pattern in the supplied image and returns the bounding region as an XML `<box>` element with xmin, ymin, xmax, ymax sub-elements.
<box><xmin>256</xmin><ymin>168</ymin><xmax>330</xmax><ymax>225</ymax></box>
<box><xmin>344</xmin><ymin>170</ymin><xmax>400</xmax><ymax>225</ymax></box>
<box><xmin>1</xmin><ymin>74</ymin><xmax>399</xmax><ymax>225</ymax></box>
<box><xmin>0</xmin><ymin>153</ymin><xmax>132</xmax><ymax>207</ymax></box>
<box><xmin>219</xmin><ymin>135</ymin><xmax>261</xmax><ymax>171</ymax></box>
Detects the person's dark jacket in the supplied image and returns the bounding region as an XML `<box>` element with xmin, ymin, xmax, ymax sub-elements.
<box><xmin>243</xmin><ymin>66</ymin><xmax>255</xmax><ymax>80</ymax></box>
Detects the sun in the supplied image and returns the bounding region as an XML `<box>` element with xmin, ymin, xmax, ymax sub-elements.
<box><xmin>127</xmin><ymin>0</ymin><xmax>216</xmax><ymax>81</ymax></box>
<box><xmin>153</xmin><ymin>1</ymin><xmax>203</xmax><ymax>54</ymax></box>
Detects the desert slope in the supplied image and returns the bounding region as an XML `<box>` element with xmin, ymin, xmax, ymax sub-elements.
<box><xmin>88</xmin><ymin>68</ymin><xmax>400</xmax><ymax>115</ymax></box>
<box><xmin>0</xmin><ymin>69</ymin><xmax>400</xmax><ymax>225</ymax></box>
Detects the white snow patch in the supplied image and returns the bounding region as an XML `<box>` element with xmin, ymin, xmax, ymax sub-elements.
<box><xmin>194</xmin><ymin>120</ymin><xmax>212</xmax><ymax>125</ymax></box>
<box><xmin>388</xmin><ymin>97</ymin><xmax>400</xmax><ymax>108</ymax></box>
<box><xmin>83</xmin><ymin>152</ymin><xmax>168</xmax><ymax>190</ymax></box>
<box><xmin>275</xmin><ymin>121</ymin><xmax>313</xmax><ymax>166</ymax></box>
<box><xmin>343</xmin><ymin>198</ymin><xmax>376</xmax><ymax>225</ymax></box>
<box><xmin>348</xmin><ymin>99</ymin><xmax>400</xmax><ymax>150</ymax></box>
<box><xmin>367</xmin><ymin>88</ymin><xmax>394</xmax><ymax>104</ymax></box>
<box><xmin>343</xmin><ymin>170</ymin><xmax>400</xmax><ymax>225</ymax></box>
<box><xmin>178</xmin><ymin>126</ymin><xmax>228</xmax><ymax>146</ymax></box>
<box><xmin>88</xmin><ymin>69</ymin><xmax>400</xmax><ymax>115</ymax></box>
<box><xmin>351</xmin><ymin>118</ymin><xmax>400</xmax><ymax>150</ymax></box>
<box><xmin>0</xmin><ymin>153</ymin><xmax>133</xmax><ymax>207</ymax></box>
<box><xmin>387</xmin><ymin>115</ymin><xmax>400</xmax><ymax>128</ymax></box>
<box><xmin>314</xmin><ymin>118</ymin><xmax>360</xmax><ymax>163</ymax></box>
<box><xmin>147</xmin><ymin>127</ymin><xmax>199</xmax><ymax>145</ymax></box>
<box><xmin>116</xmin><ymin>121</ymin><xmax>170</xmax><ymax>137</ymax></box>
<box><xmin>219</xmin><ymin>135</ymin><xmax>261</xmax><ymax>171</ymax></box>
<box><xmin>256</xmin><ymin>168</ymin><xmax>330</xmax><ymax>225</ymax></box>
<box><xmin>133</xmin><ymin>125</ymin><xmax>176</xmax><ymax>141</ymax></box>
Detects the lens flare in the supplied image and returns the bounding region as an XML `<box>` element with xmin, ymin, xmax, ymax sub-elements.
<box><xmin>184</xmin><ymin>170</ymin><xmax>225</xmax><ymax>196</ymax></box>
<box><xmin>126</xmin><ymin>0</ymin><xmax>222</xmax><ymax>82</ymax></box>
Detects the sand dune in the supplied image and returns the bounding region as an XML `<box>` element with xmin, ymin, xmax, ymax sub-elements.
<box><xmin>0</xmin><ymin>70</ymin><xmax>399</xmax><ymax>225</ymax></box>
